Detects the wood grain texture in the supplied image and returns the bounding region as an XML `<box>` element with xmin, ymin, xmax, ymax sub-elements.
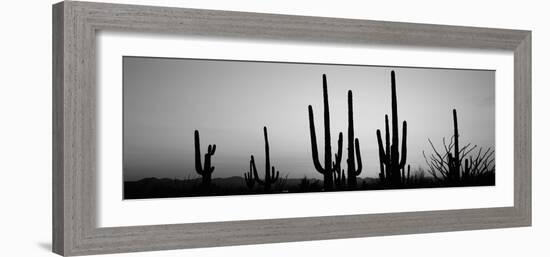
<box><xmin>52</xmin><ymin>2</ymin><xmax>65</xmax><ymax>254</ymax></box>
<box><xmin>52</xmin><ymin>1</ymin><xmax>532</xmax><ymax>256</ymax></box>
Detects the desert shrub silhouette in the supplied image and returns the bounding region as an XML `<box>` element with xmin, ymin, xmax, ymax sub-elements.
<box><xmin>423</xmin><ymin>109</ymin><xmax>495</xmax><ymax>185</ymax></box>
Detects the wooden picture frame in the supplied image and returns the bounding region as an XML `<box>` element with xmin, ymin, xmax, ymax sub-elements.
<box><xmin>52</xmin><ymin>1</ymin><xmax>531</xmax><ymax>256</ymax></box>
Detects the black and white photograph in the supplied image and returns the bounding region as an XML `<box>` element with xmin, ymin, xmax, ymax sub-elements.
<box><xmin>1</xmin><ymin>0</ymin><xmax>540</xmax><ymax>256</ymax></box>
<box><xmin>123</xmin><ymin>57</ymin><xmax>496</xmax><ymax>199</ymax></box>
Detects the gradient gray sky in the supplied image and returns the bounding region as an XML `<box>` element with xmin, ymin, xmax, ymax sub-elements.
<box><xmin>123</xmin><ymin>56</ymin><xmax>495</xmax><ymax>181</ymax></box>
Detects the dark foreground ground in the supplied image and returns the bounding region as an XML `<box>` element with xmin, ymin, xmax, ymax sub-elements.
<box><xmin>124</xmin><ymin>173</ymin><xmax>495</xmax><ymax>199</ymax></box>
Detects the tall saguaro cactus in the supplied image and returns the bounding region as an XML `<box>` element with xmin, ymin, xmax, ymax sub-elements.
<box><xmin>376</xmin><ymin>71</ymin><xmax>408</xmax><ymax>186</ymax></box>
<box><xmin>194</xmin><ymin>130</ymin><xmax>216</xmax><ymax>187</ymax></box>
<box><xmin>448</xmin><ymin>109</ymin><xmax>461</xmax><ymax>182</ymax></box>
<box><xmin>346</xmin><ymin>90</ymin><xmax>363</xmax><ymax>187</ymax></box>
<box><xmin>250</xmin><ymin>126</ymin><xmax>280</xmax><ymax>192</ymax></box>
<box><xmin>308</xmin><ymin>74</ymin><xmax>343</xmax><ymax>190</ymax></box>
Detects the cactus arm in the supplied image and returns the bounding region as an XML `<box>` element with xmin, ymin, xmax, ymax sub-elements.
<box><xmin>354</xmin><ymin>138</ymin><xmax>362</xmax><ymax>176</ymax></box>
<box><xmin>249</xmin><ymin>159</ymin><xmax>253</xmax><ymax>179</ymax></box>
<box><xmin>333</xmin><ymin>132</ymin><xmax>343</xmax><ymax>171</ymax></box>
<box><xmin>407</xmin><ymin>164</ymin><xmax>411</xmax><ymax>182</ymax></box>
<box><xmin>271</xmin><ymin>167</ymin><xmax>280</xmax><ymax>182</ymax></box>
<box><xmin>399</xmin><ymin>121</ymin><xmax>407</xmax><ymax>168</ymax></box>
<box><xmin>308</xmin><ymin>105</ymin><xmax>325</xmax><ymax>174</ymax></box>
<box><xmin>376</xmin><ymin>129</ymin><xmax>386</xmax><ymax>180</ymax></box>
<box><xmin>250</xmin><ymin>155</ymin><xmax>265</xmax><ymax>185</ymax></box>
<box><xmin>384</xmin><ymin>115</ymin><xmax>390</xmax><ymax>161</ymax></box>
<box><xmin>194</xmin><ymin>130</ymin><xmax>203</xmax><ymax>175</ymax></box>
<box><xmin>376</xmin><ymin>130</ymin><xmax>386</xmax><ymax>161</ymax></box>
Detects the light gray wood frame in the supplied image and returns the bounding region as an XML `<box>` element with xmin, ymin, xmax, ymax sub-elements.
<box><xmin>52</xmin><ymin>1</ymin><xmax>531</xmax><ymax>256</ymax></box>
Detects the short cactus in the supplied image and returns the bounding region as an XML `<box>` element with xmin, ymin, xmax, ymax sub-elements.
<box><xmin>194</xmin><ymin>130</ymin><xmax>216</xmax><ymax>187</ymax></box>
<box><xmin>250</xmin><ymin>126</ymin><xmax>280</xmax><ymax>192</ymax></box>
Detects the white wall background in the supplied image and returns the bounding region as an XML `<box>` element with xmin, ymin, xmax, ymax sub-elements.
<box><xmin>0</xmin><ymin>0</ymin><xmax>547</xmax><ymax>256</ymax></box>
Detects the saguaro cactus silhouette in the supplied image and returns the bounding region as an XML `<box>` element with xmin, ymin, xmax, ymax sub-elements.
<box><xmin>308</xmin><ymin>74</ymin><xmax>343</xmax><ymax>190</ymax></box>
<box><xmin>250</xmin><ymin>126</ymin><xmax>280</xmax><ymax>192</ymax></box>
<box><xmin>243</xmin><ymin>168</ymin><xmax>255</xmax><ymax>190</ymax></box>
<box><xmin>346</xmin><ymin>90</ymin><xmax>363</xmax><ymax>187</ymax></box>
<box><xmin>376</xmin><ymin>71</ymin><xmax>408</xmax><ymax>186</ymax></box>
<box><xmin>194</xmin><ymin>130</ymin><xmax>216</xmax><ymax>187</ymax></box>
<box><xmin>448</xmin><ymin>109</ymin><xmax>461</xmax><ymax>182</ymax></box>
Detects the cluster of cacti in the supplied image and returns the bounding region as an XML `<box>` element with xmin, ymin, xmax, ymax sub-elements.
<box><xmin>376</xmin><ymin>71</ymin><xmax>408</xmax><ymax>186</ymax></box>
<box><xmin>307</xmin><ymin>76</ymin><xmax>365</xmax><ymax>190</ymax></box>
<box><xmin>248</xmin><ymin>126</ymin><xmax>280</xmax><ymax>192</ymax></box>
<box><xmin>308</xmin><ymin>74</ymin><xmax>344</xmax><ymax>190</ymax></box>
<box><xmin>194</xmin><ymin>130</ymin><xmax>216</xmax><ymax>187</ymax></box>
<box><xmin>423</xmin><ymin>109</ymin><xmax>495</xmax><ymax>184</ymax></box>
<box><xmin>189</xmin><ymin>70</ymin><xmax>493</xmax><ymax>193</ymax></box>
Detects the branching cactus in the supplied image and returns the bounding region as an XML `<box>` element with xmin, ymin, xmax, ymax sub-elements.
<box><xmin>376</xmin><ymin>71</ymin><xmax>408</xmax><ymax>186</ymax></box>
<box><xmin>194</xmin><ymin>130</ymin><xmax>216</xmax><ymax>187</ymax></box>
<box><xmin>250</xmin><ymin>126</ymin><xmax>280</xmax><ymax>192</ymax></box>
<box><xmin>346</xmin><ymin>90</ymin><xmax>363</xmax><ymax>187</ymax></box>
<box><xmin>308</xmin><ymin>74</ymin><xmax>343</xmax><ymax>190</ymax></box>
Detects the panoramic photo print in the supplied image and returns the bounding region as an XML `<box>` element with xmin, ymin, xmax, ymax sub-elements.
<box><xmin>123</xmin><ymin>57</ymin><xmax>496</xmax><ymax>199</ymax></box>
